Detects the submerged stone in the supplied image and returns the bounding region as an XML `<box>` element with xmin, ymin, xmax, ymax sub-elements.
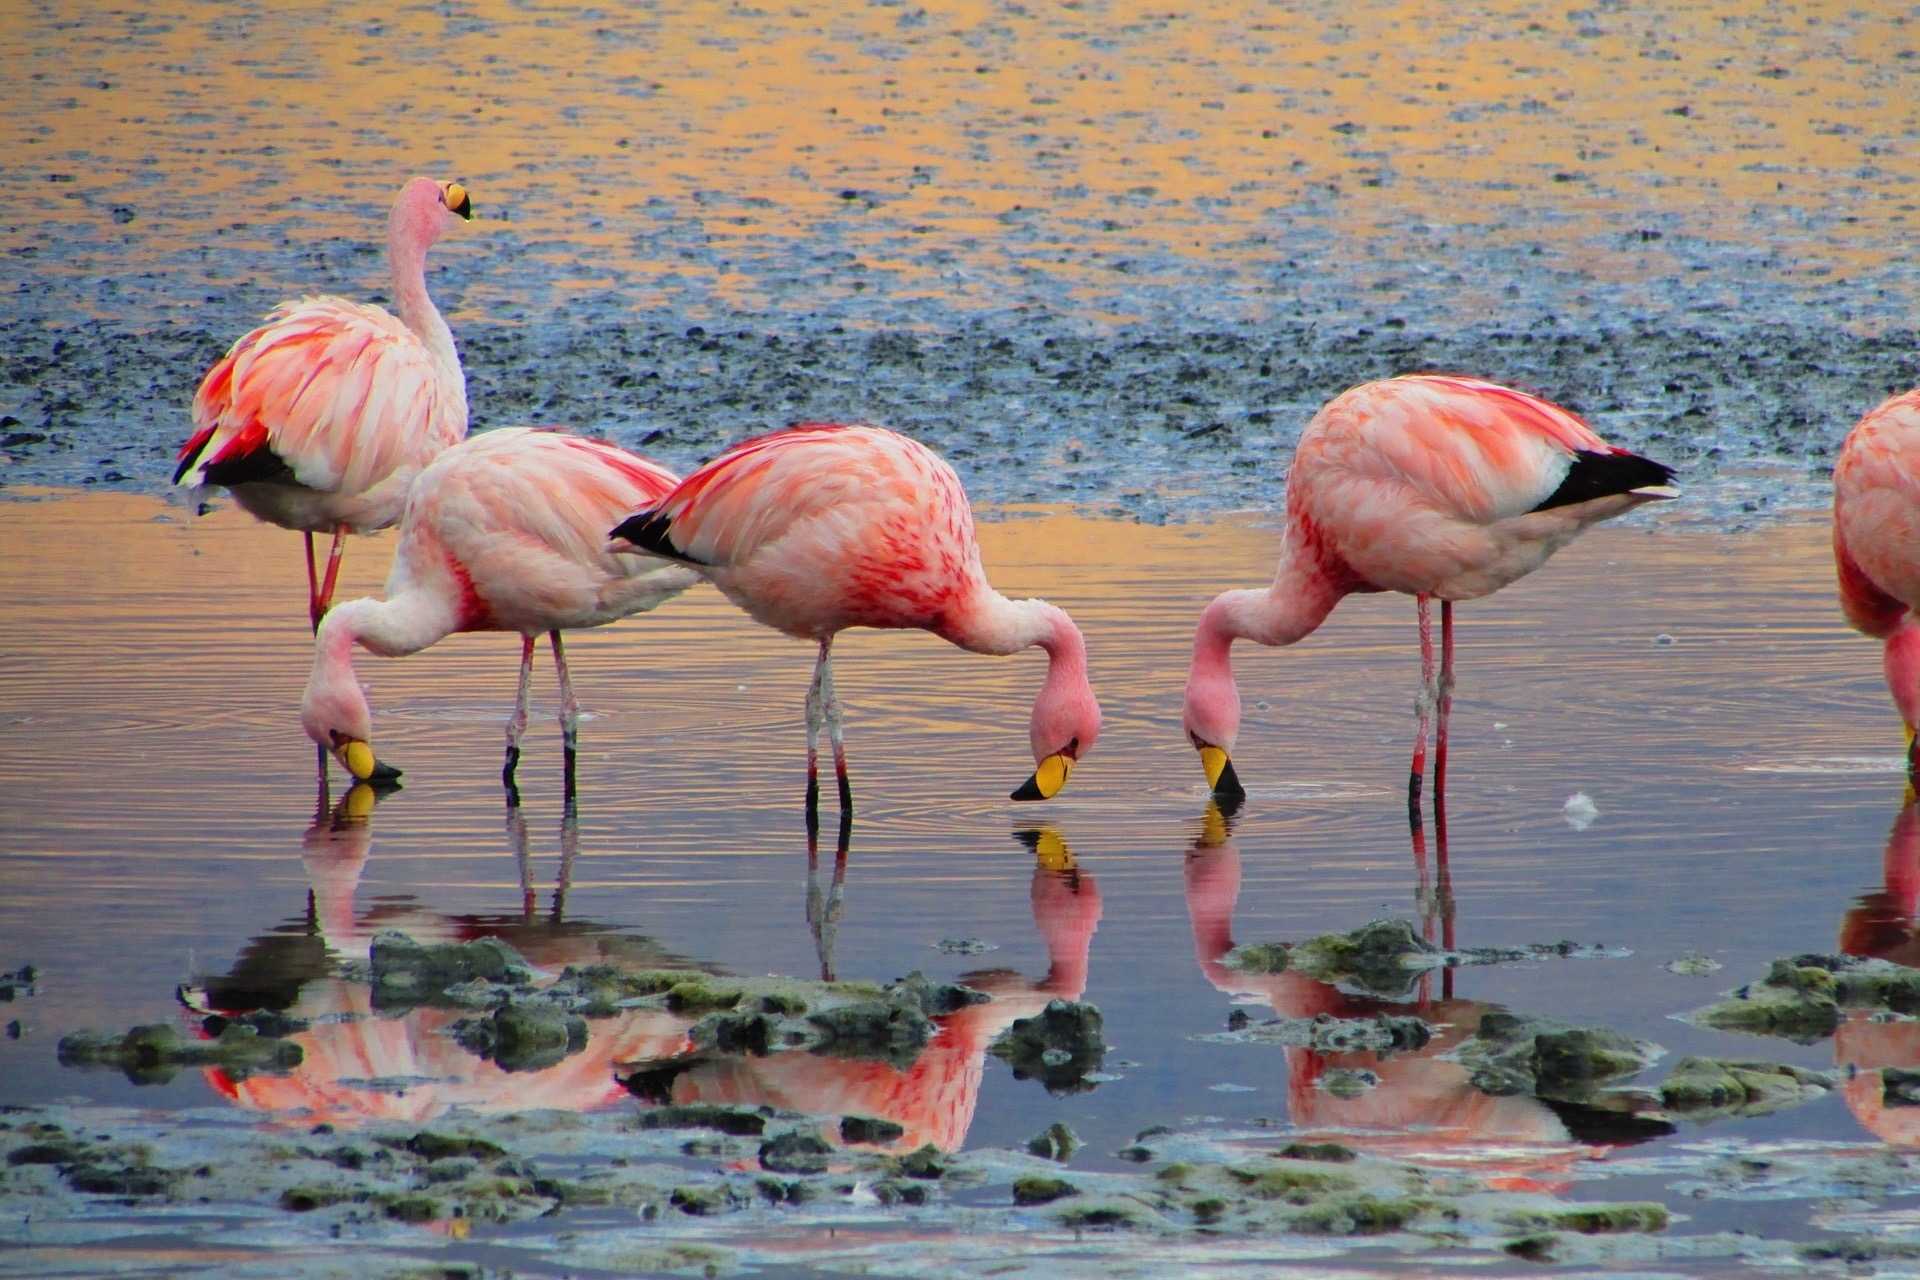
<box><xmin>453</xmin><ymin>1003</ymin><xmax>589</xmax><ymax>1072</ymax></box>
<box><xmin>1026</xmin><ymin>1121</ymin><xmax>1080</xmax><ymax>1162</ymax></box>
<box><xmin>1457</xmin><ymin>1011</ymin><xmax>1658</xmax><ymax>1102</ymax></box>
<box><xmin>840</xmin><ymin>1115</ymin><xmax>906</xmax><ymax>1146</ymax></box>
<box><xmin>989</xmin><ymin>999</ymin><xmax>1107</xmax><ymax>1094</ymax></box>
<box><xmin>758</xmin><ymin>1131</ymin><xmax>833</xmax><ymax>1174</ymax></box>
<box><xmin>1657</xmin><ymin>1057</ymin><xmax>1833</xmax><ymax>1117</ymax></box>
<box><xmin>633</xmin><ymin>1105</ymin><xmax>770</xmax><ymax>1137</ymax></box>
<box><xmin>1012</xmin><ymin>1174</ymin><xmax>1078</xmax><ymax>1205</ymax></box>
<box><xmin>56</xmin><ymin>1022</ymin><xmax>302</xmax><ymax>1085</ymax></box>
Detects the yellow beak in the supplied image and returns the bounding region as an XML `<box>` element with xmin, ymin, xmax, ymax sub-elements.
<box><xmin>1198</xmin><ymin>744</ymin><xmax>1245</xmax><ymax>800</ymax></box>
<box><xmin>1024</xmin><ymin>827</ymin><xmax>1077</xmax><ymax>872</ymax></box>
<box><xmin>340</xmin><ymin>782</ymin><xmax>377</xmax><ymax>820</ymax></box>
<box><xmin>334</xmin><ymin>738</ymin><xmax>402</xmax><ymax>785</ymax></box>
<box><xmin>1011</xmin><ymin>752</ymin><xmax>1075</xmax><ymax>802</ymax></box>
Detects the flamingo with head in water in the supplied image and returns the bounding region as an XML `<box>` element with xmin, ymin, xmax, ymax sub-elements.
<box><xmin>302</xmin><ymin>428</ymin><xmax>698</xmax><ymax>795</ymax></box>
<box><xmin>609</xmin><ymin>422</ymin><xmax>1101</xmax><ymax>812</ymax></box>
<box><xmin>1182</xmin><ymin>374</ymin><xmax>1676</xmax><ymax>806</ymax></box>
<box><xmin>175</xmin><ymin>176</ymin><xmax>474</xmax><ymax>631</ymax></box>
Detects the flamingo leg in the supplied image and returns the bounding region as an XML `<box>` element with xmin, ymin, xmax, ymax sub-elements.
<box><xmin>554</xmin><ymin>796</ymin><xmax>578</xmax><ymax>924</ymax></box>
<box><xmin>1434</xmin><ymin>600</ymin><xmax>1455</xmax><ymax>804</ymax></box>
<box><xmin>821</xmin><ymin>639</ymin><xmax>852</xmax><ymax>813</ymax></box>
<box><xmin>503</xmin><ymin>634</ymin><xmax>536</xmax><ymax>800</ymax></box>
<box><xmin>804</xmin><ymin>640</ymin><xmax>828</xmax><ymax>821</ymax></box>
<box><xmin>304</xmin><ymin>531</ymin><xmax>323</xmax><ymax>633</ymax></box>
<box><xmin>1409</xmin><ymin>593</ymin><xmax>1435</xmax><ymax>818</ymax></box>
<box><xmin>314</xmin><ymin>525</ymin><xmax>348</xmax><ymax>629</ymax></box>
<box><xmin>549</xmin><ymin>629</ymin><xmax>579</xmax><ymax>800</ymax></box>
<box><xmin>506</xmin><ymin>799</ymin><xmax>535</xmax><ymax>919</ymax></box>
<box><xmin>805</xmin><ymin>808</ymin><xmax>851</xmax><ymax>981</ymax></box>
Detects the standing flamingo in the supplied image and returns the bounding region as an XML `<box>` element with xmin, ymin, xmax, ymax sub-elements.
<box><xmin>1183</xmin><ymin>375</ymin><xmax>1676</xmax><ymax>806</ymax></box>
<box><xmin>175</xmin><ymin>176</ymin><xmax>474</xmax><ymax>631</ymax></box>
<box><xmin>1834</xmin><ymin>389</ymin><xmax>1920</xmax><ymax>770</ymax></box>
<box><xmin>608</xmin><ymin>423</ymin><xmax>1101</xmax><ymax>811</ymax></box>
<box><xmin>302</xmin><ymin>428</ymin><xmax>699</xmax><ymax>795</ymax></box>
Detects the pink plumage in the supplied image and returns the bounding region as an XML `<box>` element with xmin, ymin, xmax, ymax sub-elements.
<box><xmin>611</xmin><ymin>423</ymin><xmax>1101</xmax><ymax>809</ymax></box>
<box><xmin>1183</xmin><ymin>374</ymin><xmax>1676</xmax><ymax>803</ymax></box>
<box><xmin>1833</xmin><ymin>388</ymin><xmax>1920</xmax><ymax>754</ymax></box>
<box><xmin>302</xmin><ymin>428</ymin><xmax>698</xmax><ymax>792</ymax></box>
<box><xmin>177</xmin><ymin>176</ymin><xmax>474</xmax><ymax>630</ymax></box>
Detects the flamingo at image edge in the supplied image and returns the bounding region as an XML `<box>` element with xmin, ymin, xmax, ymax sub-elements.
<box><xmin>1834</xmin><ymin>386</ymin><xmax>1920</xmax><ymax>770</ymax></box>
<box><xmin>301</xmin><ymin>428</ymin><xmax>698</xmax><ymax>794</ymax></box>
<box><xmin>1183</xmin><ymin>375</ymin><xmax>1677</xmax><ymax>805</ymax></box>
<box><xmin>608</xmin><ymin>423</ymin><xmax>1101</xmax><ymax>810</ymax></box>
<box><xmin>175</xmin><ymin>176</ymin><xmax>474</xmax><ymax>631</ymax></box>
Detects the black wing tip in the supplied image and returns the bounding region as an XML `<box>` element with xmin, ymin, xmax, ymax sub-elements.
<box><xmin>195</xmin><ymin>444</ymin><xmax>295</xmax><ymax>489</ymax></box>
<box><xmin>1532</xmin><ymin>450</ymin><xmax>1676</xmax><ymax>513</ymax></box>
<box><xmin>609</xmin><ymin>508</ymin><xmax>704</xmax><ymax>564</ymax></box>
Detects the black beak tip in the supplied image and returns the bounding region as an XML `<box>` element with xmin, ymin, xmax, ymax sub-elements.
<box><xmin>1010</xmin><ymin>777</ymin><xmax>1046</xmax><ymax>802</ymax></box>
<box><xmin>1211</xmin><ymin>757</ymin><xmax>1246</xmax><ymax>803</ymax></box>
<box><xmin>369</xmin><ymin>760</ymin><xmax>404</xmax><ymax>787</ymax></box>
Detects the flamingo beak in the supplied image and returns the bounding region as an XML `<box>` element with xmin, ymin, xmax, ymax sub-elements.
<box><xmin>1018</xmin><ymin>827</ymin><xmax>1077</xmax><ymax>872</ymax></box>
<box><xmin>339</xmin><ymin>782</ymin><xmax>379</xmax><ymax>820</ymax></box>
<box><xmin>443</xmin><ymin>182</ymin><xmax>473</xmax><ymax>220</ymax></box>
<box><xmin>1011</xmin><ymin>752</ymin><xmax>1074</xmax><ymax>802</ymax></box>
<box><xmin>335</xmin><ymin>738</ymin><xmax>403</xmax><ymax>787</ymax></box>
<box><xmin>1197</xmin><ymin>744</ymin><xmax>1246</xmax><ymax>802</ymax></box>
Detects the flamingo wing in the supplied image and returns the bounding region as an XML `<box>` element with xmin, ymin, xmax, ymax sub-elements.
<box><xmin>1302</xmin><ymin>375</ymin><xmax>1669</xmax><ymax>526</ymax></box>
<box><xmin>178</xmin><ymin>295</ymin><xmax>462</xmax><ymax>498</ymax></box>
<box><xmin>1834</xmin><ymin>390</ymin><xmax>1920</xmax><ymax>635</ymax></box>
<box><xmin>611</xmin><ymin>423</ymin><xmax>959</xmax><ymax>568</ymax></box>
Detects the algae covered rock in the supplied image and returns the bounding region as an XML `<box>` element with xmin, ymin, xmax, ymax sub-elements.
<box><xmin>369</xmin><ymin>932</ymin><xmax>534</xmax><ymax>1011</ymax></box>
<box><xmin>57</xmin><ymin>1022</ymin><xmax>302</xmax><ymax>1085</ymax></box>
<box><xmin>1012</xmin><ymin>1174</ymin><xmax>1078</xmax><ymax>1205</ymax></box>
<box><xmin>1223</xmin><ymin>919</ymin><xmax>1623</xmax><ymax>997</ymax></box>
<box><xmin>453</xmin><ymin>1003</ymin><xmax>589</xmax><ymax>1072</ymax></box>
<box><xmin>1026</xmin><ymin>1121</ymin><xmax>1080</xmax><ymax>1161</ymax></box>
<box><xmin>989</xmin><ymin>999</ymin><xmax>1107</xmax><ymax>1094</ymax></box>
<box><xmin>1691</xmin><ymin>954</ymin><xmax>1920</xmax><ymax>1043</ymax></box>
<box><xmin>1457</xmin><ymin>1011</ymin><xmax>1658</xmax><ymax>1102</ymax></box>
<box><xmin>1656</xmin><ymin>1056</ymin><xmax>1834</xmax><ymax>1118</ymax></box>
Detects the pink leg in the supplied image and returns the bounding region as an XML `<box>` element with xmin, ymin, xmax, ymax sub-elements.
<box><xmin>821</xmin><ymin>641</ymin><xmax>851</xmax><ymax>812</ymax></box>
<box><xmin>804</xmin><ymin>639</ymin><xmax>828</xmax><ymax>823</ymax></box>
<box><xmin>806</xmin><ymin>808</ymin><xmax>851</xmax><ymax>981</ymax></box>
<box><xmin>503</xmin><ymin>635</ymin><xmax>536</xmax><ymax>803</ymax></box>
<box><xmin>1434</xmin><ymin>601</ymin><xmax>1455</xmax><ymax>803</ymax></box>
<box><xmin>1409</xmin><ymin>594</ymin><xmax>1434</xmax><ymax>818</ymax></box>
<box><xmin>304</xmin><ymin>531</ymin><xmax>322</xmax><ymax>633</ymax></box>
<box><xmin>314</xmin><ymin>526</ymin><xmax>347</xmax><ymax>629</ymax></box>
<box><xmin>549</xmin><ymin>630</ymin><xmax>580</xmax><ymax>800</ymax></box>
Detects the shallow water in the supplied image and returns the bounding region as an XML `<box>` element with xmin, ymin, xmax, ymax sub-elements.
<box><xmin>4</xmin><ymin>492</ymin><xmax>1920</xmax><ymax>1269</ymax></box>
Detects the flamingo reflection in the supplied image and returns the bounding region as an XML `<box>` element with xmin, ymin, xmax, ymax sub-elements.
<box><xmin>629</xmin><ymin>824</ymin><xmax>1102</xmax><ymax>1153</ymax></box>
<box><xmin>1184</xmin><ymin>802</ymin><xmax>1660</xmax><ymax>1185</ymax></box>
<box><xmin>188</xmin><ymin>788</ymin><xmax>703</xmax><ymax>1126</ymax></box>
<box><xmin>1836</xmin><ymin>788</ymin><xmax>1920</xmax><ymax>1144</ymax></box>
<box><xmin>187</xmin><ymin>795</ymin><xmax>1102</xmax><ymax>1155</ymax></box>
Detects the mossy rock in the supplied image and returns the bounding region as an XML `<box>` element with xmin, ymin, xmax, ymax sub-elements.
<box><xmin>403</xmin><ymin>1132</ymin><xmax>507</xmax><ymax>1162</ymax></box>
<box><xmin>1226</xmin><ymin>1163</ymin><xmax>1356</xmax><ymax>1202</ymax></box>
<box><xmin>279</xmin><ymin>1184</ymin><xmax>355</xmax><ymax>1212</ymax></box>
<box><xmin>840</xmin><ymin>1115</ymin><xmax>906</xmax><ymax>1146</ymax></box>
<box><xmin>758</xmin><ymin>1131</ymin><xmax>832</xmax><ymax>1174</ymax></box>
<box><xmin>893</xmin><ymin>1144</ymin><xmax>949</xmax><ymax>1180</ymax></box>
<box><xmin>1013</xmin><ymin>1175</ymin><xmax>1078</xmax><ymax>1205</ymax></box>
<box><xmin>1658</xmin><ymin>1056</ymin><xmax>1833</xmax><ymax>1116</ymax></box>
<box><xmin>989</xmin><ymin>999</ymin><xmax>1107</xmax><ymax>1095</ymax></box>
<box><xmin>1055</xmin><ymin>1199</ymin><xmax>1151</xmax><ymax>1229</ymax></box>
<box><xmin>1026</xmin><ymin>1121</ymin><xmax>1080</xmax><ymax>1162</ymax></box>
<box><xmin>1223</xmin><ymin>943</ymin><xmax>1292</xmax><ymax>974</ymax></box>
<box><xmin>1290</xmin><ymin>1194</ymin><xmax>1431</xmax><ymax>1235</ymax></box>
<box><xmin>635</xmin><ymin>1105</ymin><xmax>769</xmax><ymax>1137</ymax></box>
<box><xmin>1551</xmin><ymin>1203</ymin><xmax>1669</xmax><ymax>1234</ymax></box>
<box><xmin>668</xmin><ymin>1184</ymin><xmax>738</xmax><ymax>1216</ymax></box>
<box><xmin>665</xmin><ymin>980</ymin><xmax>746</xmax><ymax>1013</ymax></box>
<box><xmin>379</xmin><ymin>1193</ymin><xmax>445</xmax><ymax>1223</ymax></box>
<box><xmin>1278</xmin><ymin>1142</ymin><xmax>1357</xmax><ymax>1163</ymax></box>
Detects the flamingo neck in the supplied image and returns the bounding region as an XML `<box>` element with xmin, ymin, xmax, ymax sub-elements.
<box><xmin>945</xmin><ymin>592</ymin><xmax>1076</xmax><ymax>661</ymax></box>
<box><xmin>386</xmin><ymin>207</ymin><xmax>460</xmax><ymax>386</ymax></box>
<box><xmin>319</xmin><ymin>594</ymin><xmax>458</xmax><ymax>662</ymax></box>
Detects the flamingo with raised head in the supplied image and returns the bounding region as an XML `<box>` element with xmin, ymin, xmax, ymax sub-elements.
<box><xmin>302</xmin><ymin>428</ymin><xmax>699</xmax><ymax>794</ymax></box>
<box><xmin>608</xmin><ymin>423</ymin><xmax>1101</xmax><ymax>811</ymax></box>
<box><xmin>1834</xmin><ymin>389</ymin><xmax>1920</xmax><ymax>769</ymax></box>
<box><xmin>176</xmin><ymin>176</ymin><xmax>474</xmax><ymax>631</ymax></box>
<box><xmin>1183</xmin><ymin>375</ymin><xmax>1676</xmax><ymax>806</ymax></box>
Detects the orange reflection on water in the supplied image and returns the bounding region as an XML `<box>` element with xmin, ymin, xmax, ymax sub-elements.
<box><xmin>6</xmin><ymin>0</ymin><xmax>1913</xmax><ymax>318</ymax></box>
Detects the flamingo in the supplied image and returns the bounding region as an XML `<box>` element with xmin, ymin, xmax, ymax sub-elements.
<box><xmin>608</xmin><ymin>423</ymin><xmax>1101</xmax><ymax>810</ymax></box>
<box><xmin>1833</xmin><ymin>389</ymin><xmax>1920</xmax><ymax>769</ymax></box>
<box><xmin>1182</xmin><ymin>375</ymin><xmax>1676</xmax><ymax>805</ymax></box>
<box><xmin>301</xmin><ymin>428</ymin><xmax>699</xmax><ymax>794</ymax></box>
<box><xmin>175</xmin><ymin>176</ymin><xmax>474</xmax><ymax>632</ymax></box>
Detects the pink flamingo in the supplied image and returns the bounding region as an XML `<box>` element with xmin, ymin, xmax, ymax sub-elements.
<box><xmin>609</xmin><ymin>423</ymin><xmax>1101</xmax><ymax>810</ymax></box>
<box><xmin>1834</xmin><ymin>389</ymin><xmax>1920</xmax><ymax>768</ymax></box>
<box><xmin>1183</xmin><ymin>375</ymin><xmax>1676</xmax><ymax>805</ymax></box>
<box><xmin>175</xmin><ymin>176</ymin><xmax>474</xmax><ymax>632</ymax></box>
<box><xmin>301</xmin><ymin>428</ymin><xmax>698</xmax><ymax>793</ymax></box>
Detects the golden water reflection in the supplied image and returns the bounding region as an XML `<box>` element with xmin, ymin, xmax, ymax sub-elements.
<box><xmin>6</xmin><ymin>0</ymin><xmax>1913</xmax><ymax>321</ymax></box>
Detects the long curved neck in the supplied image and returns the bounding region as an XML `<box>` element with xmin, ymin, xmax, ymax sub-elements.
<box><xmin>1191</xmin><ymin>537</ymin><xmax>1348</xmax><ymax>686</ymax></box>
<box><xmin>386</xmin><ymin>210</ymin><xmax>459</xmax><ymax>383</ymax></box>
<box><xmin>318</xmin><ymin>594</ymin><xmax>459</xmax><ymax>664</ymax></box>
<box><xmin>944</xmin><ymin>591</ymin><xmax>1073</xmax><ymax>660</ymax></box>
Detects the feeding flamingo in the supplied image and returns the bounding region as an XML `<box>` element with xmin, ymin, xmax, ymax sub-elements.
<box><xmin>1182</xmin><ymin>375</ymin><xmax>1676</xmax><ymax>806</ymax></box>
<box><xmin>175</xmin><ymin>176</ymin><xmax>474</xmax><ymax>632</ymax></box>
<box><xmin>302</xmin><ymin>428</ymin><xmax>699</xmax><ymax>794</ymax></box>
<box><xmin>1833</xmin><ymin>388</ymin><xmax>1920</xmax><ymax>769</ymax></box>
<box><xmin>608</xmin><ymin>423</ymin><xmax>1101</xmax><ymax>811</ymax></box>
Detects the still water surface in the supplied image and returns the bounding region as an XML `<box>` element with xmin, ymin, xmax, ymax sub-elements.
<box><xmin>1</xmin><ymin>491</ymin><xmax>1916</xmax><ymax>1262</ymax></box>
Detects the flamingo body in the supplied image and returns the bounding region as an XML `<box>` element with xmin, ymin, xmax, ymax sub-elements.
<box><xmin>1833</xmin><ymin>389</ymin><xmax>1920</xmax><ymax>745</ymax></box>
<box><xmin>1184</xmin><ymin>375</ymin><xmax>1676</xmax><ymax>797</ymax></box>
<box><xmin>177</xmin><ymin>176</ymin><xmax>474</xmax><ymax>628</ymax></box>
<box><xmin>303</xmin><ymin>428</ymin><xmax>698</xmax><ymax>787</ymax></box>
<box><xmin>611</xmin><ymin>423</ymin><xmax>1100</xmax><ymax>806</ymax></box>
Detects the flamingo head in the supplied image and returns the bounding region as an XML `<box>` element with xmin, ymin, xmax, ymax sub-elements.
<box><xmin>303</xmin><ymin>613</ymin><xmax>403</xmax><ymax>788</ymax></box>
<box><xmin>393</xmin><ymin>176</ymin><xmax>474</xmax><ymax>249</ymax></box>
<box><xmin>1012</xmin><ymin>605</ymin><xmax>1101</xmax><ymax>802</ymax></box>
<box><xmin>1183</xmin><ymin>592</ymin><xmax>1248</xmax><ymax>803</ymax></box>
